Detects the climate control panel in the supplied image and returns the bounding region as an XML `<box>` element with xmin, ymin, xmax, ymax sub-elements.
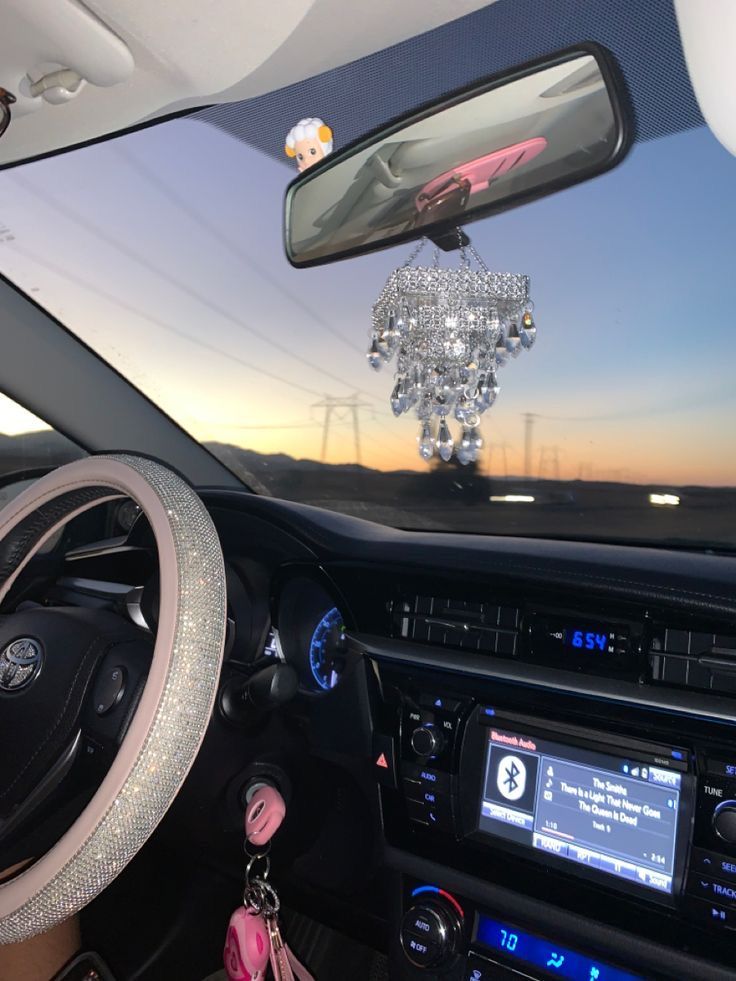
<box><xmin>398</xmin><ymin>880</ymin><xmax>649</xmax><ymax>980</ymax></box>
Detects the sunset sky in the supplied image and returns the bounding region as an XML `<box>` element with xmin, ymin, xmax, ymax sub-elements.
<box><xmin>0</xmin><ymin>117</ymin><xmax>735</xmax><ymax>485</ymax></box>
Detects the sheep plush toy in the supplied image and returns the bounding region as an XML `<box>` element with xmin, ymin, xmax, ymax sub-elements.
<box><xmin>285</xmin><ymin>117</ymin><xmax>334</xmax><ymax>172</ymax></box>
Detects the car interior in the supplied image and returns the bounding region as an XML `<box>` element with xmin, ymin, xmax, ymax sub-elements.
<box><xmin>1</xmin><ymin>1</ymin><xmax>736</xmax><ymax>980</ymax></box>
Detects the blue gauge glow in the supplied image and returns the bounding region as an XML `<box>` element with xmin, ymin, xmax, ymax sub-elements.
<box><xmin>309</xmin><ymin>607</ymin><xmax>346</xmax><ymax>690</ymax></box>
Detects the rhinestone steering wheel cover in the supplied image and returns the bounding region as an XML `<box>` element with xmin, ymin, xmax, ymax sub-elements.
<box><xmin>0</xmin><ymin>455</ymin><xmax>227</xmax><ymax>943</ymax></box>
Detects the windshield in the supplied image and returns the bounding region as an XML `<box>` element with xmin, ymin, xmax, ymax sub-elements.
<box><xmin>1</xmin><ymin>115</ymin><xmax>735</xmax><ymax>546</ymax></box>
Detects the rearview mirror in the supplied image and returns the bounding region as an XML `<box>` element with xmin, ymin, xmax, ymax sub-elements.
<box><xmin>285</xmin><ymin>45</ymin><xmax>630</xmax><ymax>267</ymax></box>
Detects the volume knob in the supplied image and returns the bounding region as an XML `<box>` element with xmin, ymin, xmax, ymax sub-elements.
<box><xmin>411</xmin><ymin>725</ymin><xmax>443</xmax><ymax>757</ymax></box>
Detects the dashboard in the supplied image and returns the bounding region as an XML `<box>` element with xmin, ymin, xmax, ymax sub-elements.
<box><xmin>18</xmin><ymin>488</ymin><xmax>736</xmax><ymax>980</ymax></box>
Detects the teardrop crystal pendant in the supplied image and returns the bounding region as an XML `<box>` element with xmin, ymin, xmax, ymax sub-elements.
<box><xmin>437</xmin><ymin>418</ymin><xmax>454</xmax><ymax>462</ymax></box>
<box><xmin>367</xmin><ymin>335</ymin><xmax>383</xmax><ymax>370</ymax></box>
<box><xmin>468</xmin><ymin>425</ymin><xmax>483</xmax><ymax>449</ymax></box>
<box><xmin>479</xmin><ymin>372</ymin><xmax>499</xmax><ymax>408</ymax></box>
<box><xmin>505</xmin><ymin>322</ymin><xmax>522</xmax><ymax>357</ymax></box>
<box><xmin>456</xmin><ymin>443</ymin><xmax>474</xmax><ymax>466</ymax></box>
<box><xmin>418</xmin><ymin>421</ymin><xmax>434</xmax><ymax>460</ymax></box>
<box><xmin>390</xmin><ymin>378</ymin><xmax>403</xmax><ymax>416</ymax></box>
<box><xmin>520</xmin><ymin>309</ymin><xmax>537</xmax><ymax>348</ymax></box>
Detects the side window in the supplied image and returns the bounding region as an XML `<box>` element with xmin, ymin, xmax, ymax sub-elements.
<box><xmin>0</xmin><ymin>392</ymin><xmax>85</xmax><ymax>505</ymax></box>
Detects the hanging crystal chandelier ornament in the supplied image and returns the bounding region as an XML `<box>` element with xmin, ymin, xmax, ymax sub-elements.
<box><xmin>368</xmin><ymin>232</ymin><xmax>536</xmax><ymax>464</ymax></box>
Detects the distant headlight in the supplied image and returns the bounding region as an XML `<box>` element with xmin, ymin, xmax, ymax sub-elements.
<box><xmin>649</xmin><ymin>493</ymin><xmax>680</xmax><ymax>506</ymax></box>
<box><xmin>490</xmin><ymin>494</ymin><xmax>535</xmax><ymax>503</ymax></box>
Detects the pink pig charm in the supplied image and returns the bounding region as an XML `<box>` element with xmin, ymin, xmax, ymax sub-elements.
<box><xmin>223</xmin><ymin>905</ymin><xmax>270</xmax><ymax>981</ymax></box>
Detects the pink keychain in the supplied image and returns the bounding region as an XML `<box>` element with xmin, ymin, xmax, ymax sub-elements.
<box><xmin>223</xmin><ymin>905</ymin><xmax>270</xmax><ymax>981</ymax></box>
<box><xmin>224</xmin><ymin>781</ymin><xmax>315</xmax><ymax>981</ymax></box>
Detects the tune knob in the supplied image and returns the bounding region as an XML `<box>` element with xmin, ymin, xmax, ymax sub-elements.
<box><xmin>411</xmin><ymin>725</ymin><xmax>443</xmax><ymax>757</ymax></box>
<box><xmin>400</xmin><ymin>901</ymin><xmax>460</xmax><ymax>969</ymax></box>
<box><xmin>713</xmin><ymin>800</ymin><xmax>736</xmax><ymax>845</ymax></box>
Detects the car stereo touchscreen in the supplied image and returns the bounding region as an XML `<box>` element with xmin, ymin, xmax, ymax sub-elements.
<box><xmin>477</xmin><ymin>721</ymin><xmax>687</xmax><ymax>896</ymax></box>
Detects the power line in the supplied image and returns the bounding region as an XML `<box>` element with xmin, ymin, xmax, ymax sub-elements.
<box><xmin>12</xmin><ymin>243</ymin><xmax>416</xmax><ymax>470</ymax></box>
<box><xmin>8</xmin><ymin>241</ymin><xmax>415</xmax><ymax>463</ymax></box>
<box><xmin>10</xmin><ymin>174</ymin><xmax>371</xmax><ymax>400</ymax></box>
<box><xmin>9</xmin><ymin>173</ymin><xmax>414</xmax><ymax>455</ymax></box>
<box><xmin>112</xmin><ymin>144</ymin><xmax>364</xmax><ymax>357</ymax></box>
<box><xmin>7</xmin><ymin>243</ymin><xmax>327</xmax><ymax>401</ymax></box>
<box><xmin>219</xmin><ymin>422</ymin><xmax>321</xmax><ymax>431</ymax></box>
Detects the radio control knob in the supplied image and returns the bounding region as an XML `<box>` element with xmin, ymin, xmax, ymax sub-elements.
<box><xmin>400</xmin><ymin>901</ymin><xmax>460</xmax><ymax>969</ymax></box>
<box><xmin>411</xmin><ymin>725</ymin><xmax>443</xmax><ymax>757</ymax></box>
<box><xmin>713</xmin><ymin>800</ymin><xmax>736</xmax><ymax>845</ymax></box>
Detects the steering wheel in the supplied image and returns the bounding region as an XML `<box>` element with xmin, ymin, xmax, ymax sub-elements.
<box><xmin>0</xmin><ymin>455</ymin><xmax>227</xmax><ymax>944</ymax></box>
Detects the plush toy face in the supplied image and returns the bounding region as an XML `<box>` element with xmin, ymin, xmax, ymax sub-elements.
<box><xmin>284</xmin><ymin>119</ymin><xmax>333</xmax><ymax>172</ymax></box>
<box><xmin>293</xmin><ymin>135</ymin><xmax>327</xmax><ymax>172</ymax></box>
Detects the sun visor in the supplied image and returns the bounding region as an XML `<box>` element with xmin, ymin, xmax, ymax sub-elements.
<box><xmin>675</xmin><ymin>0</ymin><xmax>736</xmax><ymax>156</ymax></box>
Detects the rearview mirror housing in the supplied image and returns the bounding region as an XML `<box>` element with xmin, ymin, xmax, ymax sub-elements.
<box><xmin>284</xmin><ymin>44</ymin><xmax>632</xmax><ymax>267</ymax></box>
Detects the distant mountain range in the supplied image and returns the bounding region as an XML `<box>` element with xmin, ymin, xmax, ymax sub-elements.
<box><xmin>2</xmin><ymin>432</ymin><xmax>736</xmax><ymax>543</ymax></box>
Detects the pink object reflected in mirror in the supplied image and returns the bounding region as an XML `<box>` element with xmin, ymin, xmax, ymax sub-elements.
<box><xmin>415</xmin><ymin>136</ymin><xmax>548</xmax><ymax>212</ymax></box>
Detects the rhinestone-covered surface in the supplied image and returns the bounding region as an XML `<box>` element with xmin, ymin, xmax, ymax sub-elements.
<box><xmin>0</xmin><ymin>455</ymin><xmax>227</xmax><ymax>943</ymax></box>
<box><xmin>369</xmin><ymin>252</ymin><xmax>534</xmax><ymax>464</ymax></box>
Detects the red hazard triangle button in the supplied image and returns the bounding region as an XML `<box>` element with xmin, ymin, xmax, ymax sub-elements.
<box><xmin>372</xmin><ymin>736</ymin><xmax>396</xmax><ymax>788</ymax></box>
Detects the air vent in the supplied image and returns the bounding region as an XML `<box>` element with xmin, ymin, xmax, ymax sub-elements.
<box><xmin>393</xmin><ymin>595</ymin><xmax>520</xmax><ymax>656</ymax></box>
<box><xmin>651</xmin><ymin>627</ymin><xmax>736</xmax><ymax>695</ymax></box>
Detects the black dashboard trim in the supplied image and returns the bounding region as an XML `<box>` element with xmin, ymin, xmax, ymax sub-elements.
<box><xmin>200</xmin><ymin>492</ymin><xmax>736</xmax><ymax>620</ymax></box>
<box><xmin>352</xmin><ymin>633</ymin><xmax>736</xmax><ymax>725</ymax></box>
<box><xmin>384</xmin><ymin>845</ymin><xmax>735</xmax><ymax>981</ymax></box>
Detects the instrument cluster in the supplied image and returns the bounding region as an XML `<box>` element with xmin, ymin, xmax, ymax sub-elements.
<box><xmin>262</xmin><ymin>576</ymin><xmax>350</xmax><ymax>694</ymax></box>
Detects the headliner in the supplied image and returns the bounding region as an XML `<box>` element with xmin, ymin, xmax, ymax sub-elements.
<box><xmin>198</xmin><ymin>0</ymin><xmax>703</xmax><ymax>167</ymax></box>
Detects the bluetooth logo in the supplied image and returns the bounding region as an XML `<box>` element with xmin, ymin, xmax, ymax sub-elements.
<box><xmin>497</xmin><ymin>754</ymin><xmax>527</xmax><ymax>801</ymax></box>
<box><xmin>504</xmin><ymin>761</ymin><xmax>521</xmax><ymax>793</ymax></box>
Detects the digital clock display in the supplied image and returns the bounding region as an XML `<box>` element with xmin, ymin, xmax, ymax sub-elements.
<box><xmin>562</xmin><ymin>626</ymin><xmax>617</xmax><ymax>654</ymax></box>
<box><xmin>528</xmin><ymin>613</ymin><xmax>634</xmax><ymax>675</ymax></box>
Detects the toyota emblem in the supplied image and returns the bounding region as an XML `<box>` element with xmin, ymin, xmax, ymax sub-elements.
<box><xmin>0</xmin><ymin>637</ymin><xmax>43</xmax><ymax>692</ymax></box>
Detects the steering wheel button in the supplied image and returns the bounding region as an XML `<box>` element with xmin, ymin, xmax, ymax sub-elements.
<box><xmin>93</xmin><ymin>665</ymin><xmax>126</xmax><ymax>715</ymax></box>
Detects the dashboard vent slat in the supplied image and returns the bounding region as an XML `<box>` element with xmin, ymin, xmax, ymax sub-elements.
<box><xmin>394</xmin><ymin>594</ymin><xmax>520</xmax><ymax>657</ymax></box>
<box><xmin>652</xmin><ymin>624</ymin><xmax>736</xmax><ymax>695</ymax></box>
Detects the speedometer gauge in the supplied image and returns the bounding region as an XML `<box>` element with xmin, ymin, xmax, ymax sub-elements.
<box><xmin>277</xmin><ymin>579</ymin><xmax>352</xmax><ymax>693</ymax></box>
<box><xmin>309</xmin><ymin>607</ymin><xmax>346</xmax><ymax>690</ymax></box>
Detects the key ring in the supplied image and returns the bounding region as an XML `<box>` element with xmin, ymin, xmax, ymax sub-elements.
<box><xmin>244</xmin><ymin>851</ymin><xmax>271</xmax><ymax>886</ymax></box>
<box><xmin>243</xmin><ymin>878</ymin><xmax>280</xmax><ymax>916</ymax></box>
<box><xmin>244</xmin><ymin>838</ymin><xmax>271</xmax><ymax>859</ymax></box>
